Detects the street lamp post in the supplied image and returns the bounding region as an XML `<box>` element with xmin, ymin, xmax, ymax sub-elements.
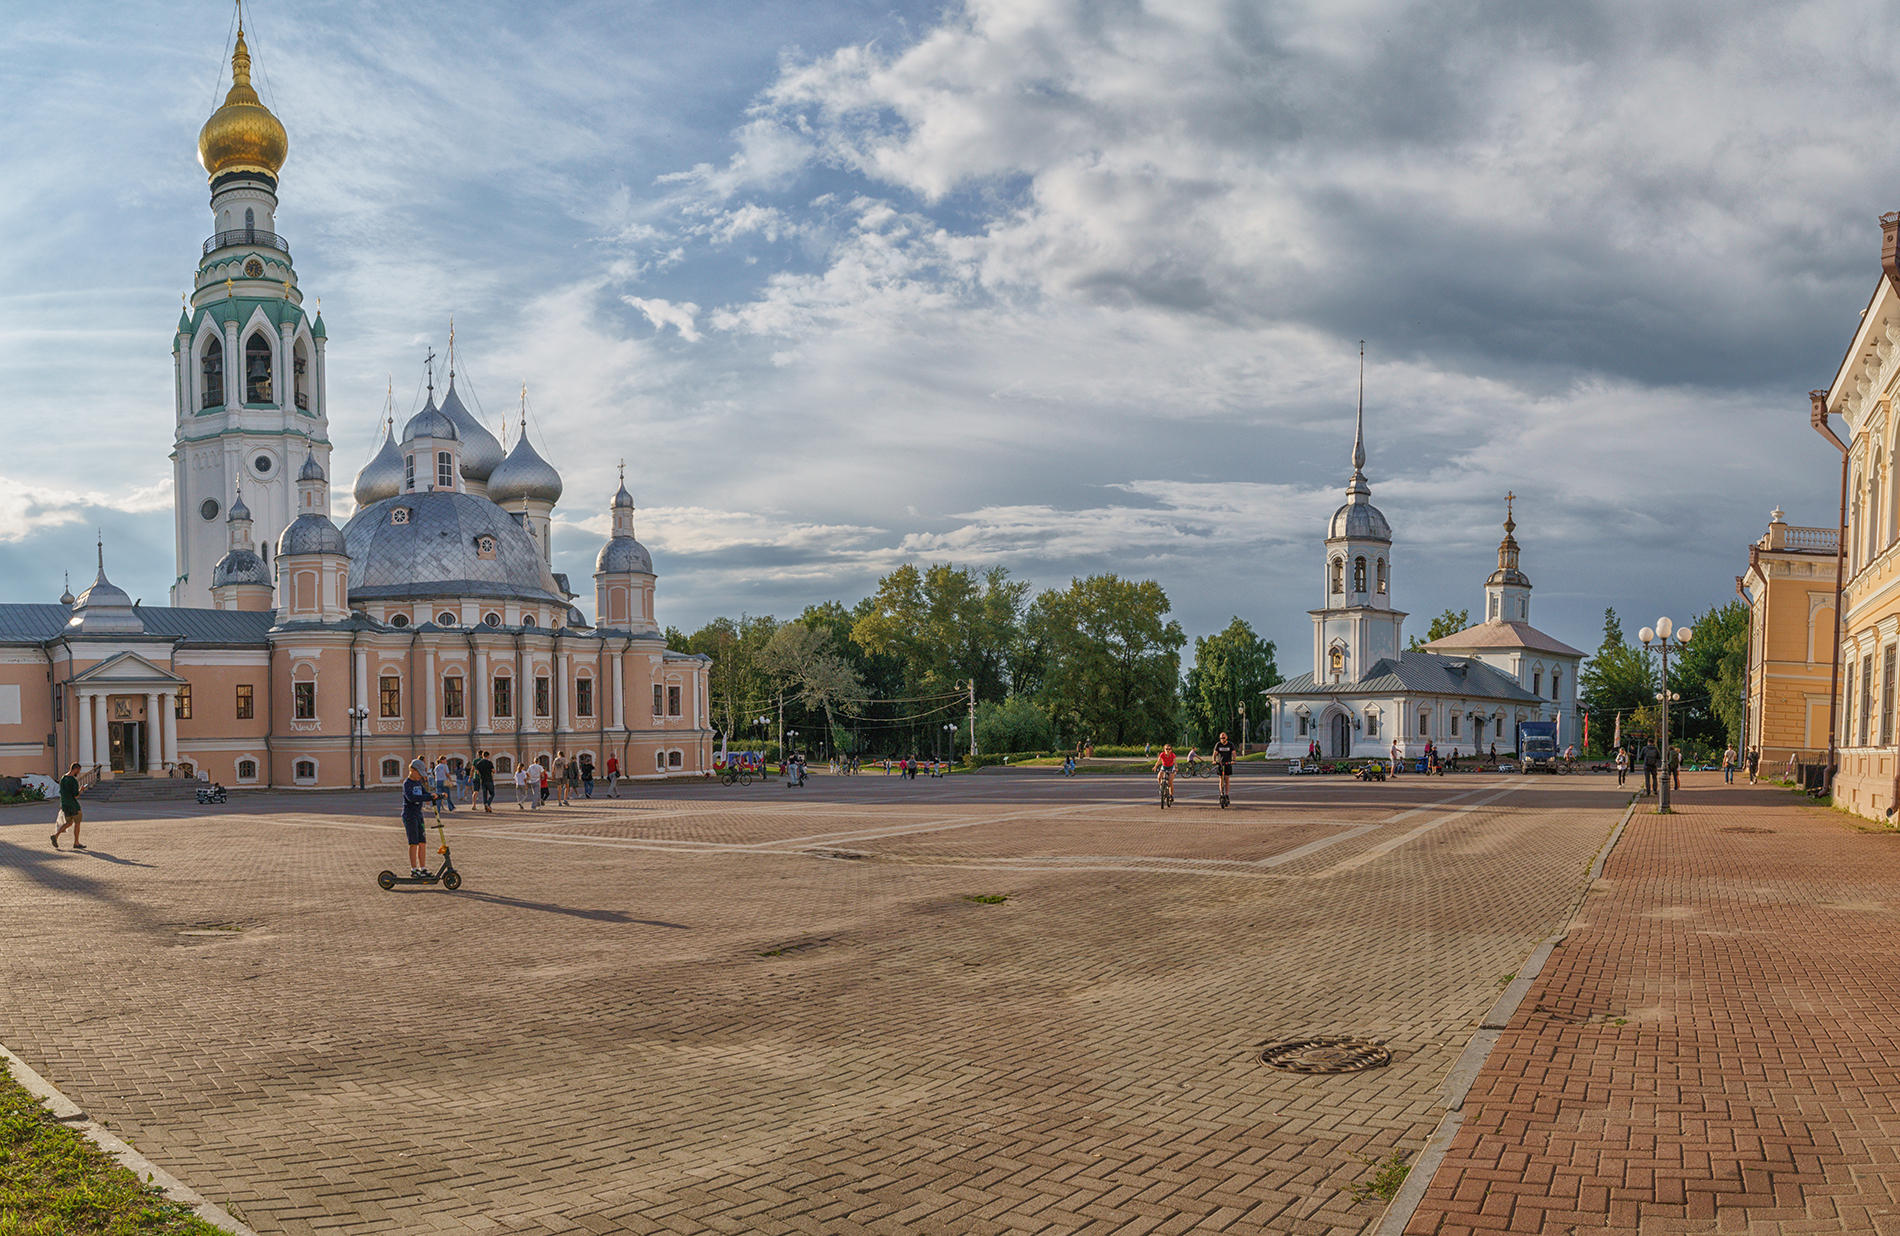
<box><xmin>348</xmin><ymin>706</ymin><xmax>370</xmax><ymax>790</ymax></box>
<box><xmin>1638</xmin><ymin>617</ymin><xmax>1694</xmax><ymax>813</ymax></box>
<box><xmin>943</xmin><ymin>723</ymin><xmax>957</xmax><ymax>769</ymax></box>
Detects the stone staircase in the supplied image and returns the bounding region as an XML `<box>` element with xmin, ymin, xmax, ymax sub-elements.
<box><xmin>82</xmin><ymin>775</ymin><xmax>208</xmax><ymax>804</ymax></box>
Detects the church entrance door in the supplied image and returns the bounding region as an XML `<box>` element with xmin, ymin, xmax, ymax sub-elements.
<box><xmin>1331</xmin><ymin>713</ymin><xmax>1351</xmax><ymax>759</ymax></box>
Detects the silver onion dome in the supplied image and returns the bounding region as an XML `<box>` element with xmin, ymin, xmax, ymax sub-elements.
<box><xmin>354</xmin><ymin>423</ymin><xmax>405</xmax><ymax>507</ymax></box>
<box><xmin>279</xmin><ymin>513</ymin><xmax>347</xmax><ymax>556</ymax></box>
<box><xmin>227</xmin><ymin>490</ymin><xmax>251</xmax><ymax>522</ymax></box>
<box><xmin>437</xmin><ymin>381</ymin><xmax>505</xmax><ymax>482</ymax></box>
<box><xmin>402</xmin><ymin>397</ymin><xmax>459</xmax><ymax>444</ymax></box>
<box><xmin>596</xmin><ymin>536</ymin><xmax>653</xmax><ymax>575</ymax></box>
<box><xmin>212</xmin><ymin>547</ymin><xmax>271</xmax><ymax>587</ymax></box>
<box><xmin>612</xmin><ymin>479</ymin><xmax>634</xmax><ymax>509</ymax></box>
<box><xmin>1328</xmin><ymin>501</ymin><xmax>1392</xmax><ymax>542</ymax></box>
<box><xmin>488</xmin><ymin>431</ymin><xmax>563</xmax><ymax>505</ymax></box>
<box><xmin>299</xmin><ymin>450</ymin><xmax>327</xmax><ymax>482</ymax></box>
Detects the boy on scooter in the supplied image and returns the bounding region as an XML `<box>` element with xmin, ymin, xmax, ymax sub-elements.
<box><xmin>402</xmin><ymin>760</ymin><xmax>440</xmax><ymax>878</ymax></box>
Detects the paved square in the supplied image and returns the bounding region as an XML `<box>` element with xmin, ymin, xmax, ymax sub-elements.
<box><xmin>0</xmin><ymin>771</ymin><xmax>1626</xmax><ymax>1234</ymax></box>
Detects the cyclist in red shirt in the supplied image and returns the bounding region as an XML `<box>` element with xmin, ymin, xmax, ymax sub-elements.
<box><xmin>1153</xmin><ymin>744</ymin><xmax>1178</xmax><ymax>806</ymax></box>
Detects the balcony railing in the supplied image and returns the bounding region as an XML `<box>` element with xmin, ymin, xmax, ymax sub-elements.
<box><xmin>203</xmin><ymin>230</ymin><xmax>290</xmax><ymax>258</ymax></box>
<box><xmin>1784</xmin><ymin>526</ymin><xmax>1838</xmax><ymax>553</ymax></box>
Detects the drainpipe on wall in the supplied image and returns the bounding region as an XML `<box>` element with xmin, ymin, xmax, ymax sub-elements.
<box><xmin>464</xmin><ymin>629</ymin><xmax>480</xmax><ymax>775</ymax></box>
<box><xmin>349</xmin><ymin>627</ymin><xmax>361</xmax><ymax>790</ymax></box>
<box><xmin>265</xmin><ymin>638</ymin><xmax>275</xmax><ymax>789</ymax></box>
<box><xmin>1813</xmin><ymin>389</ymin><xmax>1851</xmax><ymax>797</ymax></box>
<box><xmin>40</xmin><ymin>646</ymin><xmax>59</xmax><ymax>775</ymax></box>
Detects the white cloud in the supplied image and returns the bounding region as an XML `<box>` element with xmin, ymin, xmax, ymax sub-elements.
<box><xmin>623</xmin><ymin>295</ymin><xmax>703</xmax><ymax>342</ymax></box>
<box><xmin>0</xmin><ymin>477</ymin><xmax>173</xmax><ymax>543</ymax></box>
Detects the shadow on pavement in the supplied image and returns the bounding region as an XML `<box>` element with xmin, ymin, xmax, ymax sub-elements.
<box><xmin>76</xmin><ymin>849</ymin><xmax>157</xmax><ymax>868</ymax></box>
<box><xmin>400</xmin><ymin>885</ymin><xmax>688</xmax><ymax>926</ymax></box>
<box><xmin>0</xmin><ymin>835</ymin><xmax>115</xmax><ymax>898</ymax></box>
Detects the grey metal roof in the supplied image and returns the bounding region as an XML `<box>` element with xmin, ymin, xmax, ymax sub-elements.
<box><xmin>402</xmin><ymin>397</ymin><xmax>459</xmax><ymax>444</ymax></box>
<box><xmin>597</xmin><ymin>536</ymin><xmax>653</xmax><ymax>575</ymax></box>
<box><xmin>1328</xmin><ymin>498</ymin><xmax>1391</xmax><ymax>542</ymax></box>
<box><xmin>0</xmin><ymin>604</ymin><xmax>273</xmax><ymax>647</ymax></box>
<box><xmin>298</xmin><ymin>450</ymin><xmax>326</xmax><ymax>482</ymax></box>
<box><xmin>342</xmin><ymin>492</ymin><xmax>567</xmax><ymax>605</ymax></box>
<box><xmin>1267</xmin><ymin>651</ymin><xmax>1541</xmax><ymax>702</ymax></box>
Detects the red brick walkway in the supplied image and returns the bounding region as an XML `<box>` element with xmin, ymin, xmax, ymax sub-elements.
<box><xmin>1407</xmin><ymin>774</ymin><xmax>1900</xmax><ymax>1234</ymax></box>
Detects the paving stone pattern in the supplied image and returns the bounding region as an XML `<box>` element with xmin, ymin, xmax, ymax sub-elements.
<box><xmin>1408</xmin><ymin>776</ymin><xmax>1900</xmax><ymax>1235</ymax></box>
<box><xmin>0</xmin><ymin>774</ymin><xmax>1621</xmax><ymax>1234</ymax></box>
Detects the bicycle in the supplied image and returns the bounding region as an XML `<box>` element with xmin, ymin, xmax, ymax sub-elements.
<box><xmin>1158</xmin><ymin>773</ymin><xmax>1174</xmax><ymax>808</ymax></box>
<box><xmin>720</xmin><ymin>767</ymin><xmax>755</xmax><ymax>786</ymax></box>
<box><xmin>1181</xmin><ymin>759</ymin><xmax>1213</xmax><ymax>779</ymax></box>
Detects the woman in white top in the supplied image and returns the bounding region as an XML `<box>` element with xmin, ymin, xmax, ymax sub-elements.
<box><xmin>514</xmin><ymin>764</ymin><xmax>531</xmax><ymax>809</ymax></box>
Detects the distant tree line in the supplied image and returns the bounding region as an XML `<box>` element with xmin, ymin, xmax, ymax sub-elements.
<box><xmin>666</xmin><ymin>563</ymin><xmax>1282</xmax><ymax>759</ymax></box>
<box><xmin>1578</xmin><ymin>602</ymin><xmax>1746</xmax><ymax>757</ymax></box>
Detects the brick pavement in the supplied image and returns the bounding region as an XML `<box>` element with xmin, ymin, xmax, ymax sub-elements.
<box><xmin>1406</xmin><ymin>774</ymin><xmax>1900</xmax><ymax>1235</ymax></box>
<box><xmin>0</xmin><ymin>773</ymin><xmax>1623</xmax><ymax>1234</ymax></box>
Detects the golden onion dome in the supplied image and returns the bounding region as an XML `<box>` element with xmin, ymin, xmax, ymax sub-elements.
<box><xmin>197</xmin><ymin>28</ymin><xmax>287</xmax><ymax>181</ymax></box>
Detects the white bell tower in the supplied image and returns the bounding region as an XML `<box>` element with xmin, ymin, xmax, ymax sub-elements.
<box><xmin>171</xmin><ymin>22</ymin><xmax>329</xmax><ymax>607</ymax></box>
<box><xmin>1310</xmin><ymin>345</ymin><xmax>1407</xmax><ymax>683</ymax></box>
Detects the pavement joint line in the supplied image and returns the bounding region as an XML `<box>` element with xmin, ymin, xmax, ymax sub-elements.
<box><xmin>0</xmin><ymin>1044</ymin><xmax>258</xmax><ymax>1236</ymax></box>
<box><xmin>1314</xmin><ymin>783</ymin><xmax>1526</xmax><ymax>876</ymax></box>
<box><xmin>1374</xmin><ymin>792</ymin><xmax>1639</xmax><ymax>1236</ymax></box>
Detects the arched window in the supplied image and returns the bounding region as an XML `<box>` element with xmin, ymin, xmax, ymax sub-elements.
<box><xmin>1329</xmin><ymin>647</ymin><xmax>1345</xmax><ymax>675</ymax></box>
<box><xmin>1330</xmin><ymin>559</ymin><xmax>1343</xmax><ymax>594</ymax></box>
<box><xmin>237</xmin><ymin>758</ymin><xmax>258</xmax><ymax>780</ymax></box>
<box><xmin>244</xmin><ymin>331</ymin><xmax>273</xmax><ymax>404</ymax></box>
<box><xmin>1376</xmin><ymin>558</ymin><xmax>1387</xmax><ymax>594</ymax></box>
<box><xmin>495</xmin><ymin>755</ymin><xmax>513</xmax><ymax>774</ymax></box>
<box><xmin>294</xmin><ymin>759</ymin><xmax>316</xmax><ymax>780</ymax></box>
<box><xmin>293</xmin><ymin>339</ymin><xmax>309</xmax><ymax>411</ymax></box>
<box><xmin>405</xmin><ymin>453</ymin><xmax>416</xmax><ymax>491</ymax></box>
<box><xmin>380</xmin><ymin>758</ymin><xmax>401</xmax><ymax>779</ymax></box>
<box><xmin>1353</xmin><ymin>557</ymin><xmax>1367</xmax><ymax>593</ymax></box>
<box><xmin>201</xmin><ymin>337</ymin><xmax>224</xmax><ymax>408</ymax></box>
<box><xmin>669</xmin><ymin>750</ymin><xmax>683</xmax><ymax>769</ymax></box>
<box><xmin>244</xmin><ymin>207</ymin><xmax>256</xmax><ymax>240</ymax></box>
<box><xmin>656</xmin><ymin>750</ymin><xmax>666</xmax><ymax>771</ymax></box>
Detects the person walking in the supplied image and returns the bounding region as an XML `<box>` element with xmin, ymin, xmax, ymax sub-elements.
<box><xmin>580</xmin><ymin>755</ymin><xmax>595</xmax><ymax>799</ymax></box>
<box><xmin>567</xmin><ymin>754</ymin><xmax>582</xmax><ymax>801</ymax></box>
<box><xmin>474</xmin><ymin>750</ymin><xmax>496</xmax><ymax>813</ymax></box>
<box><xmin>432</xmin><ymin>756</ymin><xmax>456</xmax><ymax>811</ymax></box>
<box><xmin>604</xmin><ymin>754</ymin><xmax>619</xmax><ymax>798</ymax></box>
<box><xmin>553</xmin><ymin>752</ymin><xmax>569</xmax><ymax>806</ymax></box>
<box><xmin>1614</xmin><ymin>745</ymin><xmax>1629</xmax><ymax>787</ymax></box>
<box><xmin>400</xmin><ymin>759</ymin><xmax>438</xmax><ymax>878</ymax></box>
<box><xmin>1669</xmin><ymin>744</ymin><xmax>1682</xmax><ymax>792</ymax></box>
<box><xmin>1722</xmin><ymin>744</ymin><xmax>1738</xmax><ymax>785</ymax></box>
<box><xmin>538</xmin><ymin>759</ymin><xmax>551</xmax><ymax>805</ymax></box>
<box><xmin>514</xmin><ymin>761</ymin><xmax>532</xmax><ymax>809</ymax></box>
<box><xmin>49</xmin><ymin>762</ymin><xmax>84</xmax><ymax>850</ymax></box>
<box><xmin>1747</xmin><ymin>747</ymin><xmax>1761</xmax><ymax>785</ymax></box>
<box><xmin>1641</xmin><ymin>741</ymin><xmax>1660</xmax><ymax>797</ymax></box>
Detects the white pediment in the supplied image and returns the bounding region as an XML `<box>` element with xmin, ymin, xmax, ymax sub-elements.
<box><xmin>70</xmin><ymin>651</ymin><xmax>188</xmax><ymax>687</ymax></box>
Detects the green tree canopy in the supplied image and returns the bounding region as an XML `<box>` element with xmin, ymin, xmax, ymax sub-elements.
<box><xmin>1026</xmin><ymin>574</ymin><xmax>1185</xmax><ymax>746</ymax></box>
<box><xmin>1184</xmin><ymin>617</ymin><xmax>1281</xmax><ymax>747</ymax></box>
<box><xmin>759</xmin><ymin>621</ymin><xmax>865</xmax><ymax>754</ymax></box>
<box><xmin>850</xmin><ymin>563</ymin><xmax>1030</xmax><ymax>702</ymax></box>
<box><xmin>974</xmin><ymin>696</ymin><xmax>1056</xmax><ymax>755</ymax></box>
<box><xmin>1579</xmin><ymin>607</ymin><xmax>1656</xmax><ymax>755</ymax></box>
<box><xmin>1407</xmin><ymin>608</ymin><xmax>1471</xmax><ymax>650</ymax></box>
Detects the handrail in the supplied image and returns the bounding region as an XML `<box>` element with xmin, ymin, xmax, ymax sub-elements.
<box><xmin>1785</xmin><ymin>526</ymin><xmax>1839</xmax><ymax>551</ymax></box>
<box><xmin>203</xmin><ymin>230</ymin><xmax>290</xmax><ymax>258</ymax></box>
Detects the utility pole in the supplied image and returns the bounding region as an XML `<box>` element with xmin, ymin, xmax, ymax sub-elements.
<box><xmin>1238</xmin><ymin>701</ymin><xmax>1247</xmax><ymax>757</ymax></box>
<box><xmin>967</xmin><ymin>678</ymin><xmax>977</xmax><ymax>759</ymax></box>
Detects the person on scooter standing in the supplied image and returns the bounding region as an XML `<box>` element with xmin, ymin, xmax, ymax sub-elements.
<box><xmin>401</xmin><ymin>759</ymin><xmax>439</xmax><ymax>877</ymax></box>
<box><xmin>474</xmin><ymin>750</ymin><xmax>496</xmax><ymax>813</ymax></box>
<box><xmin>1213</xmin><ymin>731</ymin><xmax>1236</xmax><ymax>808</ymax></box>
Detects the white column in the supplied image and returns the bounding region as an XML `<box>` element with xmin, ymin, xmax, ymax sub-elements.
<box><xmin>557</xmin><ymin>651</ymin><xmax>571</xmax><ymax>727</ymax></box>
<box><xmin>223</xmin><ymin>319</ymin><xmax>241</xmax><ymax>410</ymax></box>
<box><xmin>518</xmin><ymin>642</ymin><xmax>529</xmax><ymax>734</ymax></box>
<box><xmin>610</xmin><ymin>652</ymin><xmax>624</xmax><ymax>730</ymax></box>
<box><xmin>277</xmin><ymin>321</ymin><xmax>293</xmax><ymax>412</ymax></box>
<box><xmin>475</xmin><ymin>648</ymin><xmax>489</xmax><ymax>733</ymax></box>
<box><xmin>145</xmin><ymin>692</ymin><xmax>161</xmax><ymax>771</ymax></box>
<box><xmin>163</xmin><ymin>691</ymin><xmax>178</xmax><ymax>772</ymax></box>
<box><xmin>77</xmin><ymin>693</ymin><xmax>93</xmax><ymax>769</ymax></box>
<box><xmin>313</xmin><ymin>336</ymin><xmax>327</xmax><ymax>419</ymax></box>
<box><xmin>423</xmin><ymin>647</ymin><xmax>438</xmax><ymax>736</ymax></box>
<box><xmin>93</xmin><ymin>693</ymin><xmax>110</xmax><ymax>774</ymax></box>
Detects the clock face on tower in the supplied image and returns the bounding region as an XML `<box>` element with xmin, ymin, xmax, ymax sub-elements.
<box><xmin>244</xmin><ymin>258</ymin><xmax>264</xmax><ymax>278</ymax></box>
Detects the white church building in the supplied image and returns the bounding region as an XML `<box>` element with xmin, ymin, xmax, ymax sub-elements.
<box><xmin>1265</xmin><ymin>404</ymin><xmax>1583</xmax><ymax>761</ymax></box>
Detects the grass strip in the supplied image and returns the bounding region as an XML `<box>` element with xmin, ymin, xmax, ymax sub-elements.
<box><xmin>0</xmin><ymin>1062</ymin><xmax>223</xmax><ymax>1235</ymax></box>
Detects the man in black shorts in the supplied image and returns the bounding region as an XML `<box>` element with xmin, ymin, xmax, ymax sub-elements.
<box><xmin>474</xmin><ymin>750</ymin><xmax>496</xmax><ymax>813</ymax></box>
<box><xmin>1213</xmin><ymin>731</ymin><xmax>1236</xmax><ymax>808</ymax></box>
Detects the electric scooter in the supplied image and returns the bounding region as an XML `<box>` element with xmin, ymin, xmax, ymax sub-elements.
<box><xmin>377</xmin><ymin>799</ymin><xmax>463</xmax><ymax>890</ymax></box>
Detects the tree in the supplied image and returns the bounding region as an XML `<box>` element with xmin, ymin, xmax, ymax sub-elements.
<box><xmin>1407</xmin><ymin>608</ymin><xmax>1471</xmax><ymax>650</ymax></box>
<box><xmin>1670</xmin><ymin>600</ymin><xmax>1747</xmax><ymax>750</ymax></box>
<box><xmin>1578</xmin><ymin>608</ymin><xmax>1655</xmax><ymax>756</ymax></box>
<box><xmin>759</xmin><ymin>621</ymin><xmax>864</xmax><ymax>754</ymax></box>
<box><xmin>974</xmin><ymin>697</ymin><xmax>1056</xmax><ymax>755</ymax></box>
<box><xmin>679</xmin><ymin>614</ymin><xmax>780</xmax><ymax>744</ymax></box>
<box><xmin>1026</xmin><ymin>574</ymin><xmax>1185</xmax><ymax>746</ymax></box>
<box><xmin>1184</xmin><ymin>618</ymin><xmax>1281</xmax><ymax>747</ymax></box>
<box><xmin>850</xmin><ymin>563</ymin><xmax>1030</xmax><ymax>703</ymax></box>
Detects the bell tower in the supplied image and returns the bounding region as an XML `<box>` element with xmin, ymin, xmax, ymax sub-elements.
<box><xmin>172</xmin><ymin>16</ymin><xmax>329</xmax><ymax>607</ymax></box>
<box><xmin>1484</xmin><ymin>494</ymin><xmax>1533</xmax><ymax>623</ymax></box>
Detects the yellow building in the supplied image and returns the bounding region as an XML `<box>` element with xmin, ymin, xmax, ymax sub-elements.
<box><xmin>1739</xmin><ymin>508</ymin><xmax>1837</xmax><ymax>774</ymax></box>
<box><xmin>1812</xmin><ymin>210</ymin><xmax>1900</xmax><ymax>818</ymax></box>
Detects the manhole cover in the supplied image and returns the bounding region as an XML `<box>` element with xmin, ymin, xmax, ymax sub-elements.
<box><xmin>1259</xmin><ymin>1037</ymin><xmax>1390</xmax><ymax>1073</ymax></box>
<box><xmin>1718</xmin><ymin>827</ymin><xmax>1775</xmax><ymax>835</ymax></box>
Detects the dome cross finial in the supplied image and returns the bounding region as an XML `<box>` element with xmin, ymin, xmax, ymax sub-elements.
<box><xmin>1344</xmin><ymin>340</ymin><xmax>1371</xmax><ymax>501</ymax></box>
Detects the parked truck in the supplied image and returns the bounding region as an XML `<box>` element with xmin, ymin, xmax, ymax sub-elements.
<box><xmin>1516</xmin><ymin>720</ymin><xmax>1559</xmax><ymax>772</ymax></box>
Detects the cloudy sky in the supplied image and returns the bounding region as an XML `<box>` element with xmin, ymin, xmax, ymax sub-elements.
<box><xmin>0</xmin><ymin>0</ymin><xmax>1879</xmax><ymax>670</ymax></box>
